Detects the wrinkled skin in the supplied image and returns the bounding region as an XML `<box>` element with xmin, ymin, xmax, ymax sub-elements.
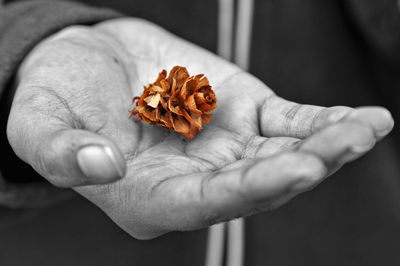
<box><xmin>7</xmin><ymin>18</ymin><xmax>394</xmax><ymax>239</ymax></box>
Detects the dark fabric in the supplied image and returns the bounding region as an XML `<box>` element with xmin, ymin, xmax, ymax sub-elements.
<box><xmin>0</xmin><ymin>196</ymin><xmax>208</xmax><ymax>266</ymax></box>
<box><xmin>1</xmin><ymin>0</ymin><xmax>400</xmax><ymax>266</ymax></box>
<box><xmin>248</xmin><ymin>2</ymin><xmax>400</xmax><ymax>264</ymax></box>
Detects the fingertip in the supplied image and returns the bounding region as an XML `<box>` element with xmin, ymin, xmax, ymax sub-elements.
<box><xmin>346</xmin><ymin>107</ymin><xmax>394</xmax><ymax>139</ymax></box>
<box><xmin>77</xmin><ymin>144</ymin><xmax>126</xmax><ymax>185</ymax></box>
<box><xmin>36</xmin><ymin>129</ymin><xmax>127</xmax><ymax>188</ymax></box>
<box><xmin>297</xmin><ymin>121</ymin><xmax>376</xmax><ymax>172</ymax></box>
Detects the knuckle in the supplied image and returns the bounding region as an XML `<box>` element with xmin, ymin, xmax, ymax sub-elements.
<box><xmin>283</xmin><ymin>103</ymin><xmax>310</xmax><ymax>137</ymax></box>
<box><xmin>14</xmin><ymin>86</ymin><xmax>68</xmax><ymax>118</ymax></box>
<box><xmin>325</xmin><ymin>106</ymin><xmax>353</xmax><ymax>123</ymax></box>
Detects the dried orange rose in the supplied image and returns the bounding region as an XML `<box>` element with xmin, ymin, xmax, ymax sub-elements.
<box><xmin>129</xmin><ymin>66</ymin><xmax>217</xmax><ymax>140</ymax></box>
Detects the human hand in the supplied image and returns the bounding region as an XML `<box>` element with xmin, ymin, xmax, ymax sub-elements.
<box><xmin>7</xmin><ymin>18</ymin><xmax>394</xmax><ymax>239</ymax></box>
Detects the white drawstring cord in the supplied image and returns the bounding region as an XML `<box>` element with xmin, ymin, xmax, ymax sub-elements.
<box><xmin>227</xmin><ymin>0</ymin><xmax>254</xmax><ymax>266</ymax></box>
<box><xmin>217</xmin><ymin>0</ymin><xmax>234</xmax><ymax>61</ymax></box>
<box><xmin>205</xmin><ymin>223</ymin><xmax>226</xmax><ymax>266</ymax></box>
<box><xmin>206</xmin><ymin>0</ymin><xmax>254</xmax><ymax>266</ymax></box>
<box><xmin>226</xmin><ymin>219</ymin><xmax>245</xmax><ymax>266</ymax></box>
<box><xmin>234</xmin><ymin>0</ymin><xmax>254</xmax><ymax>71</ymax></box>
<box><xmin>205</xmin><ymin>1</ymin><xmax>234</xmax><ymax>266</ymax></box>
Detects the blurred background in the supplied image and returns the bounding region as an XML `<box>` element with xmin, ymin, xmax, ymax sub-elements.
<box><xmin>1</xmin><ymin>0</ymin><xmax>400</xmax><ymax>265</ymax></box>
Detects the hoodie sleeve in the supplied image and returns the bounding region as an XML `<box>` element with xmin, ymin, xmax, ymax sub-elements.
<box><xmin>0</xmin><ymin>0</ymin><xmax>123</xmax><ymax>208</ymax></box>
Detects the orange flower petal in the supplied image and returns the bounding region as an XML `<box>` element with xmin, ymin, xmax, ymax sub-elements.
<box><xmin>142</xmin><ymin>108</ymin><xmax>157</xmax><ymax>121</ymax></box>
<box><xmin>197</xmin><ymin>103</ymin><xmax>213</xmax><ymax>112</ymax></box>
<box><xmin>168</xmin><ymin>92</ymin><xmax>183</xmax><ymax>115</ymax></box>
<box><xmin>190</xmin><ymin>113</ymin><xmax>203</xmax><ymax>129</ymax></box>
<box><xmin>160</xmin><ymin>79</ymin><xmax>170</xmax><ymax>93</ymax></box>
<box><xmin>202</xmin><ymin>113</ymin><xmax>213</xmax><ymax>124</ymax></box>
<box><xmin>198</xmin><ymin>85</ymin><xmax>214</xmax><ymax>96</ymax></box>
<box><xmin>194</xmin><ymin>74</ymin><xmax>204</xmax><ymax>81</ymax></box>
<box><xmin>172</xmin><ymin>115</ymin><xmax>190</xmax><ymax>134</ymax></box>
<box><xmin>167</xmin><ymin>66</ymin><xmax>190</xmax><ymax>89</ymax></box>
<box><xmin>184</xmin><ymin>94</ymin><xmax>202</xmax><ymax>114</ymax></box>
<box><xmin>155</xmin><ymin>105</ymin><xmax>161</xmax><ymax>120</ymax></box>
<box><xmin>149</xmin><ymin>85</ymin><xmax>165</xmax><ymax>94</ymax></box>
<box><xmin>197</xmin><ymin>85</ymin><xmax>217</xmax><ymax>110</ymax></box>
<box><xmin>168</xmin><ymin>111</ymin><xmax>175</xmax><ymax>127</ymax></box>
<box><xmin>159</xmin><ymin>96</ymin><xmax>168</xmax><ymax>111</ymax></box>
<box><xmin>180</xmin><ymin>78</ymin><xmax>198</xmax><ymax>99</ymax></box>
<box><xmin>160</xmin><ymin>112</ymin><xmax>172</xmax><ymax>128</ymax></box>
<box><xmin>182</xmin><ymin>109</ymin><xmax>192</xmax><ymax>122</ymax></box>
<box><xmin>197</xmin><ymin>76</ymin><xmax>209</xmax><ymax>88</ymax></box>
<box><xmin>194</xmin><ymin>92</ymin><xmax>206</xmax><ymax>105</ymax></box>
<box><xmin>146</xmin><ymin>93</ymin><xmax>161</xmax><ymax>108</ymax></box>
<box><xmin>175</xmin><ymin>68</ymin><xmax>190</xmax><ymax>89</ymax></box>
<box><xmin>166</xmin><ymin>66</ymin><xmax>179</xmax><ymax>83</ymax></box>
<box><xmin>171</xmin><ymin>78</ymin><xmax>177</xmax><ymax>94</ymax></box>
<box><xmin>136</xmin><ymin>104</ymin><xmax>146</xmax><ymax>114</ymax></box>
<box><xmin>138</xmin><ymin>113</ymin><xmax>151</xmax><ymax>123</ymax></box>
<box><xmin>154</xmin><ymin>70</ymin><xmax>167</xmax><ymax>86</ymax></box>
<box><xmin>181</xmin><ymin>126</ymin><xmax>200</xmax><ymax>140</ymax></box>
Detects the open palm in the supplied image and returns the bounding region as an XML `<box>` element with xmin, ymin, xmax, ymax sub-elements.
<box><xmin>8</xmin><ymin>18</ymin><xmax>393</xmax><ymax>239</ymax></box>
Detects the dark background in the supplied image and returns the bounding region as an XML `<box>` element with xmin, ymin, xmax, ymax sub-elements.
<box><xmin>1</xmin><ymin>0</ymin><xmax>400</xmax><ymax>265</ymax></box>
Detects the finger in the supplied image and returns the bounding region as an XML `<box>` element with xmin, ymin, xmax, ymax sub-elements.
<box><xmin>245</xmin><ymin>120</ymin><xmax>378</xmax><ymax>167</ymax></box>
<box><xmin>296</xmin><ymin>121</ymin><xmax>376</xmax><ymax>174</ymax></box>
<box><xmin>259</xmin><ymin>96</ymin><xmax>353</xmax><ymax>138</ymax></box>
<box><xmin>38</xmin><ymin>129</ymin><xmax>126</xmax><ymax>187</ymax></box>
<box><xmin>259</xmin><ymin>96</ymin><xmax>394</xmax><ymax>140</ymax></box>
<box><xmin>7</xmin><ymin>102</ymin><xmax>126</xmax><ymax>188</ymax></box>
<box><xmin>186</xmin><ymin>123</ymin><xmax>375</xmax><ymax>227</ymax></box>
<box><xmin>197</xmin><ymin>152</ymin><xmax>327</xmax><ymax>227</ymax></box>
<box><xmin>149</xmin><ymin>152</ymin><xmax>327</xmax><ymax>231</ymax></box>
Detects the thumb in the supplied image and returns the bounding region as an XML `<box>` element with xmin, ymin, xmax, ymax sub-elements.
<box><xmin>7</xmin><ymin>100</ymin><xmax>126</xmax><ymax>188</ymax></box>
<box><xmin>35</xmin><ymin>129</ymin><xmax>126</xmax><ymax>187</ymax></box>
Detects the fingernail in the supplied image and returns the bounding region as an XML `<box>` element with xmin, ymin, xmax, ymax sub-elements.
<box><xmin>369</xmin><ymin>108</ymin><xmax>394</xmax><ymax>134</ymax></box>
<box><xmin>77</xmin><ymin>145</ymin><xmax>125</xmax><ymax>183</ymax></box>
<box><xmin>376</xmin><ymin>117</ymin><xmax>394</xmax><ymax>138</ymax></box>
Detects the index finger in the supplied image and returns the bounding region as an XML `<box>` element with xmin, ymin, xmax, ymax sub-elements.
<box><xmin>259</xmin><ymin>96</ymin><xmax>394</xmax><ymax>139</ymax></box>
